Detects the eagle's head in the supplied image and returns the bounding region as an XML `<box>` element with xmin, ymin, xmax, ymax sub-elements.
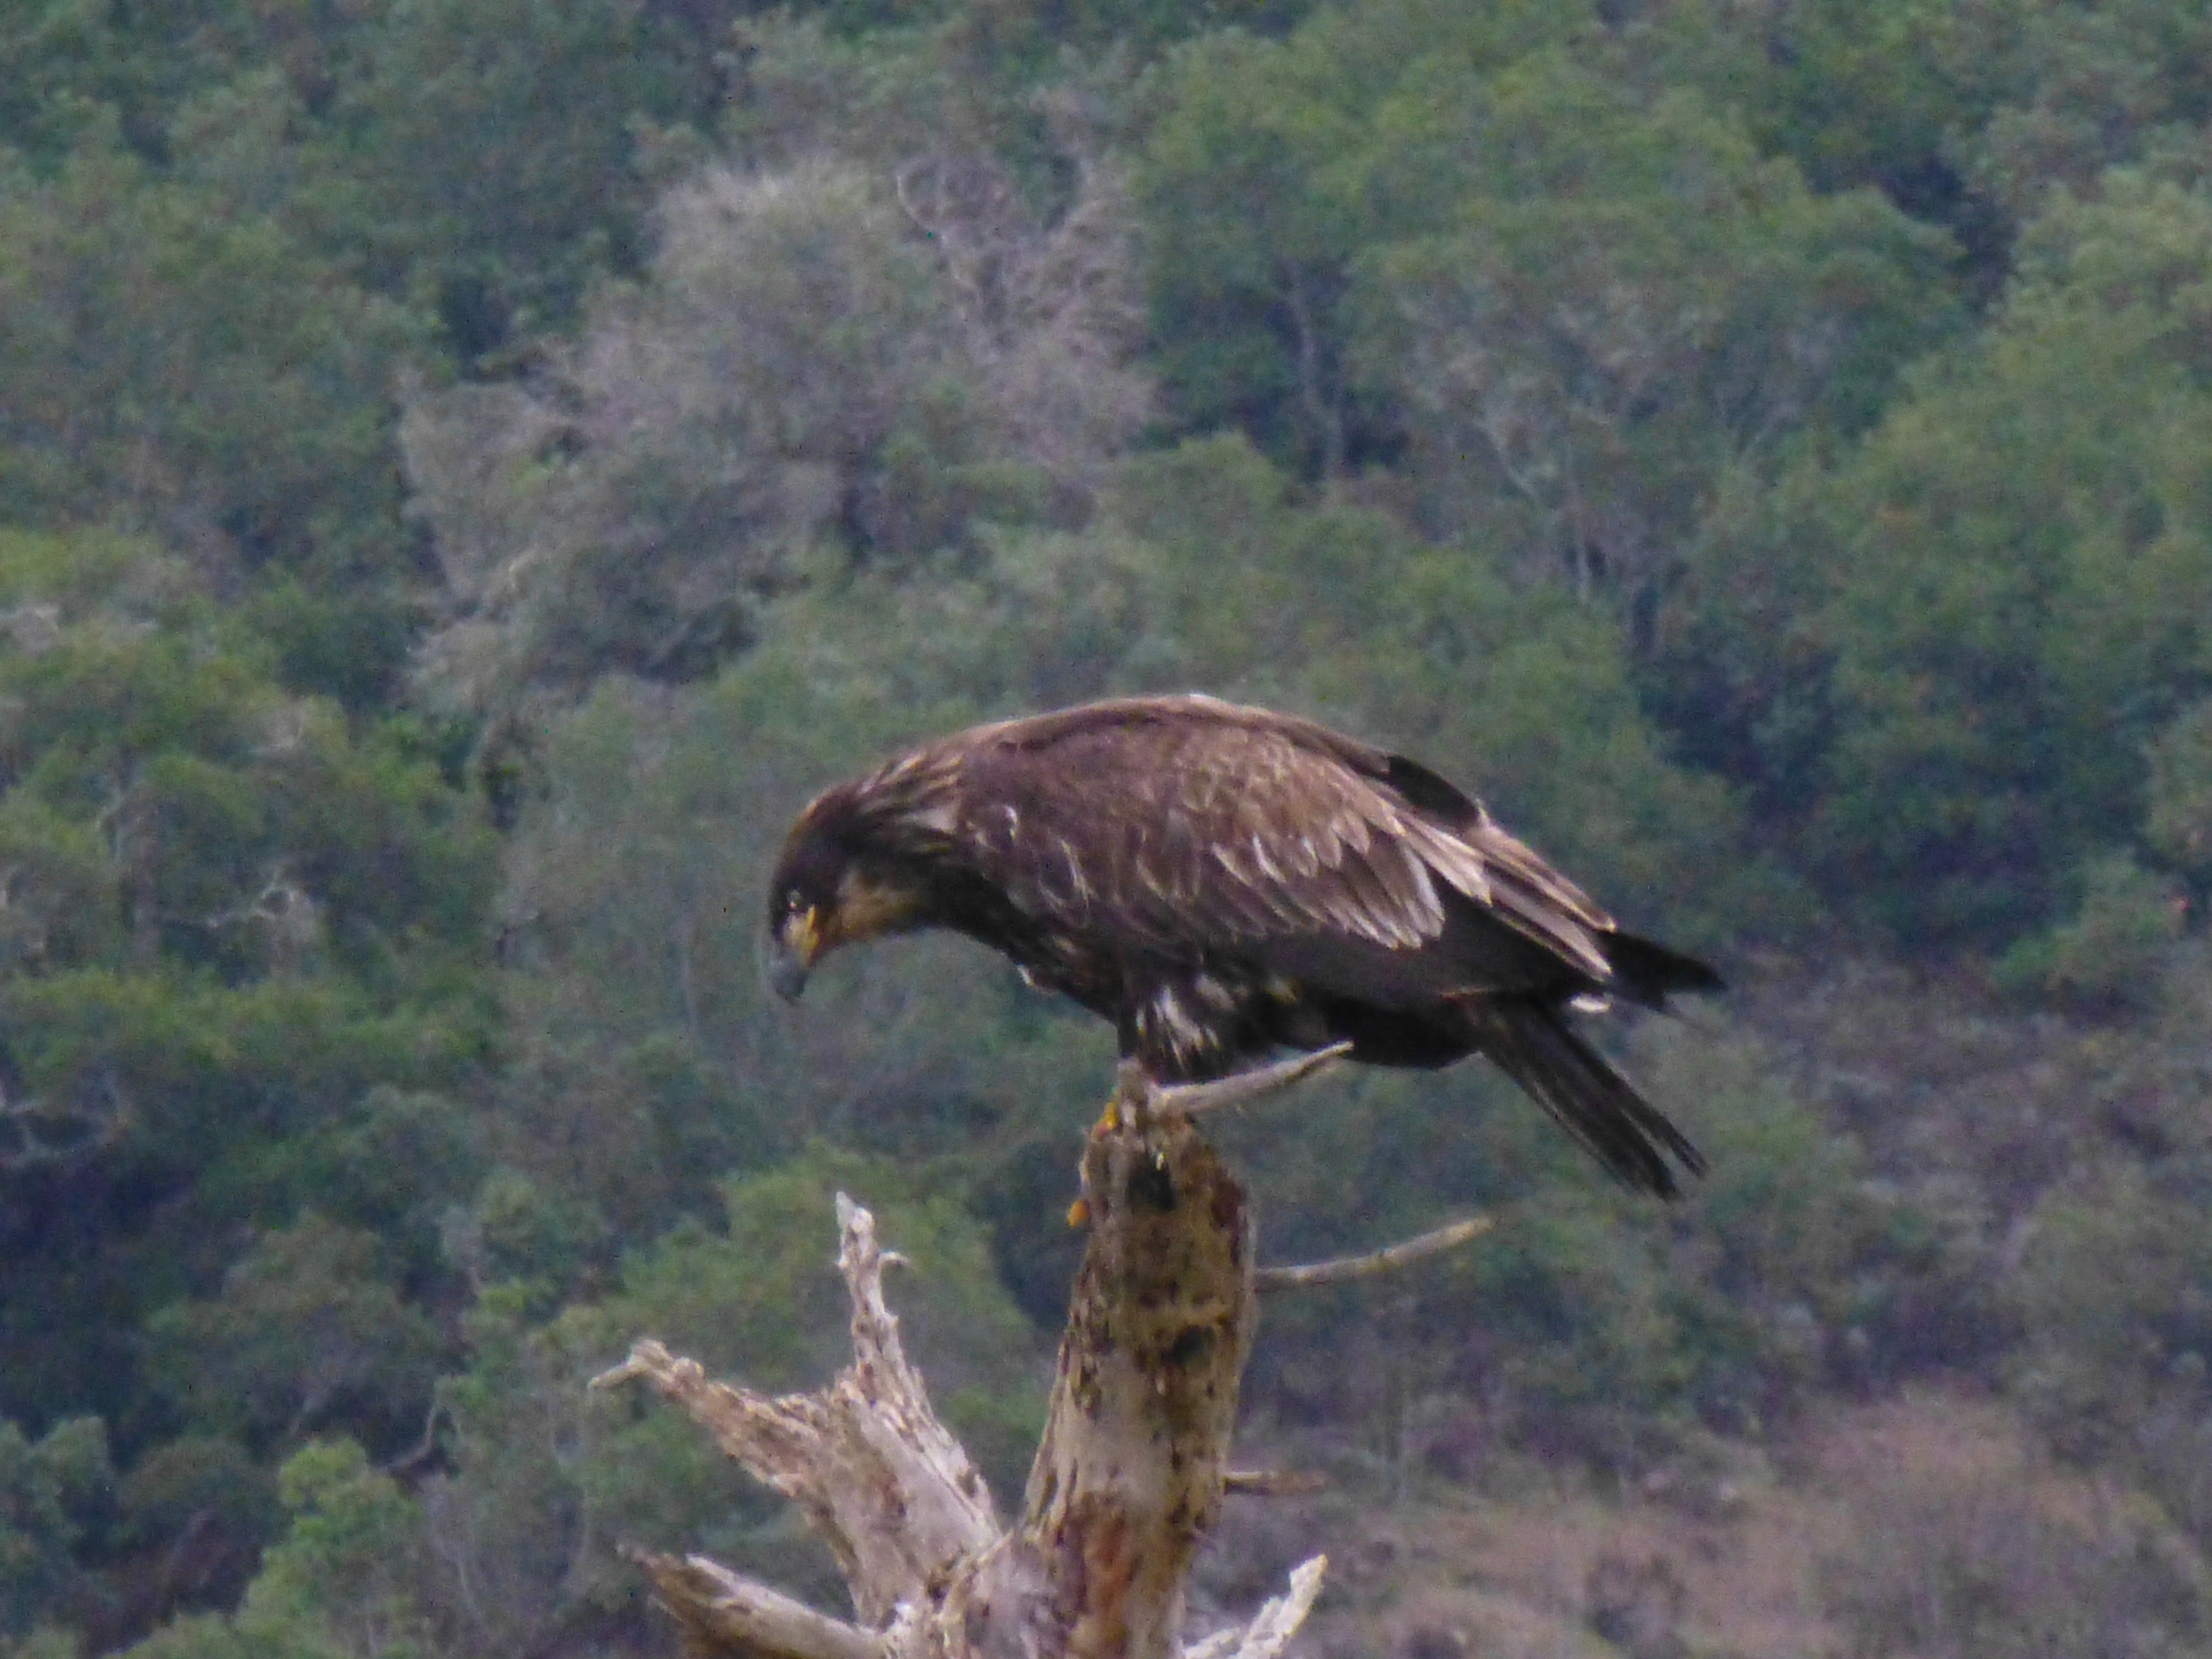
<box><xmin>765</xmin><ymin>783</ymin><xmax>935</xmax><ymax>1002</ymax></box>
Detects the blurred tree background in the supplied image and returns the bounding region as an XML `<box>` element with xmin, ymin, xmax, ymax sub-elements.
<box><xmin>3</xmin><ymin>0</ymin><xmax>2212</xmax><ymax>1653</ymax></box>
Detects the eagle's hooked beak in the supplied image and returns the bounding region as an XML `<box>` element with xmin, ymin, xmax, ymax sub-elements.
<box><xmin>770</xmin><ymin>907</ymin><xmax>822</xmax><ymax>1002</ymax></box>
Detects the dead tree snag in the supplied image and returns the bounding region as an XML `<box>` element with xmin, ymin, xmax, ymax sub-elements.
<box><xmin>595</xmin><ymin>1049</ymin><xmax>1479</xmax><ymax>1659</ymax></box>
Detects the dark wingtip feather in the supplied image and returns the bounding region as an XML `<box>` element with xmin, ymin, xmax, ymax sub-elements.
<box><xmin>1604</xmin><ymin>931</ymin><xmax>1726</xmax><ymax>1010</ymax></box>
<box><xmin>1468</xmin><ymin>999</ymin><xmax>1705</xmax><ymax>1199</ymax></box>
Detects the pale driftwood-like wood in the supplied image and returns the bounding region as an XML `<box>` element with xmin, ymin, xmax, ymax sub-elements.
<box><xmin>595</xmin><ymin>1061</ymin><xmax>1340</xmax><ymax>1659</ymax></box>
<box><xmin>1254</xmin><ymin>1214</ymin><xmax>1494</xmax><ymax>1291</ymax></box>
<box><xmin>632</xmin><ymin>1552</ymin><xmax>886</xmax><ymax>1659</ymax></box>
<box><xmin>1155</xmin><ymin>1044</ymin><xmax>1348</xmax><ymax>1119</ymax></box>
<box><xmin>1183</xmin><ymin>1556</ymin><xmax>1327</xmax><ymax>1659</ymax></box>
<box><xmin>592</xmin><ymin>1194</ymin><xmax>996</xmax><ymax>1624</ymax></box>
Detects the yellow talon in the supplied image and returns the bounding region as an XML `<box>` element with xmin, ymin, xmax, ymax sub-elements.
<box><xmin>1067</xmin><ymin>1194</ymin><xmax>1091</xmax><ymax>1228</ymax></box>
<box><xmin>1094</xmin><ymin>1095</ymin><xmax>1122</xmax><ymax>1134</ymax></box>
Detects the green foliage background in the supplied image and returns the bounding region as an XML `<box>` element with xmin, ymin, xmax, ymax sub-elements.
<box><xmin>1</xmin><ymin>0</ymin><xmax>2210</xmax><ymax>1653</ymax></box>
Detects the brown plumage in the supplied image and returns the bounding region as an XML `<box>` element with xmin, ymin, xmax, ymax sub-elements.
<box><xmin>766</xmin><ymin>695</ymin><xmax>1721</xmax><ymax>1196</ymax></box>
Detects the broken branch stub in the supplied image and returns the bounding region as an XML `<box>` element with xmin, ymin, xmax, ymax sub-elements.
<box><xmin>595</xmin><ymin>1059</ymin><xmax>1336</xmax><ymax>1659</ymax></box>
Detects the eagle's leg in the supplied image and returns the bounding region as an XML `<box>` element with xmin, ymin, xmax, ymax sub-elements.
<box><xmin>1067</xmin><ymin>1099</ymin><xmax>1119</xmax><ymax>1226</ymax></box>
<box><xmin>1070</xmin><ymin>1062</ymin><xmax>1152</xmax><ymax>1226</ymax></box>
<box><xmin>1091</xmin><ymin>1020</ymin><xmax>1157</xmax><ymax>1138</ymax></box>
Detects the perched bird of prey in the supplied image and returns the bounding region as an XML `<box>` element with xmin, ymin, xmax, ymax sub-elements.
<box><xmin>767</xmin><ymin>695</ymin><xmax>1721</xmax><ymax>1196</ymax></box>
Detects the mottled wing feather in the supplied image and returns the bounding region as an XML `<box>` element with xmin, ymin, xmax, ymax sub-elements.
<box><xmin>1188</xmin><ymin>730</ymin><xmax>1447</xmax><ymax>949</ymax></box>
<box><xmin>1411</xmin><ymin>815</ymin><xmax>1614</xmax><ymax>980</ymax></box>
<box><xmin>941</xmin><ymin>697</ymin><xmax>1612</xmax><ymax>983</ymax></box>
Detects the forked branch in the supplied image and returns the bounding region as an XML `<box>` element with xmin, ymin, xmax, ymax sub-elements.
<box><xmin>592</xmin><ymin>1197</ymin><xmax>995</xmax><ymax>1629</ymax></box>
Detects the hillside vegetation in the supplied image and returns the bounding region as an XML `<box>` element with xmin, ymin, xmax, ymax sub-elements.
<box><xmin>2</xmin><ymin>1</ymin><xmax>2211</xmax><ymax>1654</ymax></box>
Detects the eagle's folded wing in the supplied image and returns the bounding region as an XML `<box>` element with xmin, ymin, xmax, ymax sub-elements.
<box><xmin>952</xmin><ymin>707</ymin><xmax>1613</xmax><ymax>985</ymax></box>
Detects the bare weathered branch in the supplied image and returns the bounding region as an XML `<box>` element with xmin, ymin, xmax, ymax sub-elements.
<box><xmin>632</xmin><ymin>1551</ymin><xmax>884</xmax><ymax>1659</ymax></box>
<box><xmin>1185</xmin><ymin>1555</ymin><xmax>1329</xmax><ymax>1659</ymax></box>
<box><xmin>1153</xmin><ymin>1043</ymin><xmax>1351</xmax><ymax>1120</ymax></box>
<box><xmin>592</xmin><ymin>1196</ymin><xmax>996</xmax><ymax>1623</ymax></box>
<box><xmin>1222</xmin><ymin>1469</ymin><xmax>1327</xmax><ymax>1498</ymax></box>
<box><xmin>1256</xmin><ymin>1215</ymin><xmax>1494</xmax><ymax>1291</ymax></box>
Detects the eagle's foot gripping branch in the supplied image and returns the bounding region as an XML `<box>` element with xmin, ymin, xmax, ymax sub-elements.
<box><xmin>1067</xmin><ymin>1048</ymin><xmax>1351</xmax><ymax>1229</ymax></box>
<box><xmin>1065</xmin><ymin>1088</ymin><xmax>1131</xmax><ymax>1225</ymax></box>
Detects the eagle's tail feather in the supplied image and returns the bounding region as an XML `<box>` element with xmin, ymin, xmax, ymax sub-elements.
<box><xmin>1464</xmin><ymin>999</ymin><xmax>1705</xmax><ymax>1199</ymax></box>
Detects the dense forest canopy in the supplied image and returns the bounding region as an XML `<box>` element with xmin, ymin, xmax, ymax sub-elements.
<box><xmin>2</xmin><ymin>1</ymin><xmax>2210</xmax><ymax>1655</ymax></box>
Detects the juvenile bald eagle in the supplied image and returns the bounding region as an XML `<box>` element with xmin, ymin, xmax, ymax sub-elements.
<box><xmin>767</xmin><ymin>695</ymin><xmax>1721</xmax><ymax>1196</ymax></box>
